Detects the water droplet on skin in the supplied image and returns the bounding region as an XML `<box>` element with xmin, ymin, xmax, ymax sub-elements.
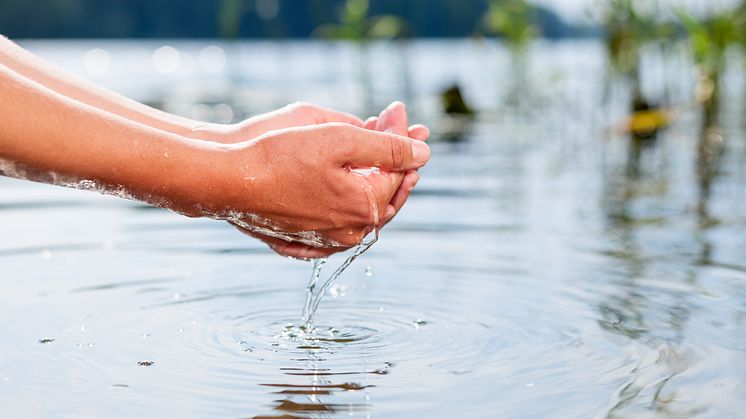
<box><xmin>140</xmin><ymin>333</ymin><xmax>151</xmax><ymax>339</ymax></box>
<box><xmin>38</xmin><ymin>338</ymin><xmax>55</xmax><ymax>344</ymax></box>
<box><xmin>137</xmin><ymin>361</ymin><xmax>154</xmax><ymax>367</ymax></box>
<box><xmin>172</xmin><ymin>293</ymin><xmax>182</xmax><ymax>300</ymax></box>
<box><xmin>80</xmin><ymin>326</ymin><xmax>87</xmax><ymax>332</ymax></box>
<box><xmin>365</xmin><ymin>267</ymin><xmax>373</xmax><ymax>277</ymax></box>
<box><xmin>176</xmin><ymin>328</ymin><xmax>184</xmax><ymax>333</ymax></box>
<box><xmin>525</xmin><ymin>383</ymin><xmax>535</xmax><ymax>388</ymax></box>
<box><xmin>40</xmin><ymin>250</ymin><xmax>51</xmax><ymax>260</ymax></box>
<box><xmin>413</xmin><ymin>319</ymin><xmax>427</xmax><ymax>329</ymax></box>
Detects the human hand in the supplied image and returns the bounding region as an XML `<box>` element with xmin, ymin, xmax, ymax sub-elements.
<box><xmin>190</xmin><ymin>102</ymin><xmax>365</xmax><ymax>144</ymax></box>
<box><xmin>239</xmin><ymin>102</ymin><xmax>429</xmax><ymax>259</ymax></box>
<box><xmin>363</xmin><ymin>102</ymin><xmax>429</xmax><ymax>227</ymax></box>
<box><xmin>204</xmin><ymin>122</ymin><xmax>430</xmax><ymax>259</ymax></box>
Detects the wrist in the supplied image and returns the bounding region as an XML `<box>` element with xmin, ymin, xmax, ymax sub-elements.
<box><xmin>163</xmin><ymin>138</ymin><xmax>263</xmax><ymax>220</ymax></box>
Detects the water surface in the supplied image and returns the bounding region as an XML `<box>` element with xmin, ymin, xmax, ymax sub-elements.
<box><xmin>1</xmin><ymin>39</ymin><xmax>745</xmax><ymax>418</ymax></box>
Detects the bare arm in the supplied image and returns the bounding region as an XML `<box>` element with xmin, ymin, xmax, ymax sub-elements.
<box><xmin>0</xmin><ymin>63</ymin><xmax>431</xmax><ymax>256</ymax></box>
<box><xmin>0</xmin><ymin>36</ymin><xmax>365</xmax><ymax>143</ymax></box>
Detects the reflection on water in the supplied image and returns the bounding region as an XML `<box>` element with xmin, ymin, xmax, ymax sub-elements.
<box><xmin>1</xmin><ymin>40</ymin><xmax>746</xmax><ymax>418</ymax></box>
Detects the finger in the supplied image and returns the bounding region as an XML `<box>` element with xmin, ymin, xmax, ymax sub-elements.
<box><xmin>383</xmin><ymin>170</ymin><xmax>420</xmax><ymax>225</ymax></box>
<box><xmin>340</xmin><ymin>125</ymin><xmax>431</xmax><ymax>171</ymax></box>
<box><xmin>306</xmin><ymin>104</ymin><xmax>364</xmax><ymax>127</ymax></box>
<box><xmin>408</xmin><ymin>124</ymin><xmax>430</xmax><ymax>142</ymax></box>
<box><xmin>364</xmin><ymin>117</ymin><xmax>379</xmax><ymax>130</ymax></box>
<box><xmin>377</xmin><ymin>101</ymin><xmax>408</xmax><ymax>135</ymax></box>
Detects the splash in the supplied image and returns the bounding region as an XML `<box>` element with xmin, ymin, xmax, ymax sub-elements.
<box><xmin>299</xmin><ymin>169</ymin><xmax>382</xmax><ymax>330</ymax></box>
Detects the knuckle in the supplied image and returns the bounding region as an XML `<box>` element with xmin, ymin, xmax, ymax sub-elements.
<box><xmin>388</xmin><ymin>137</ymin><xmax>405</xmax><ymax>167</ymax></box>
<box><xmin>286</xmin><ymin>102</ymin><xmax>315</xmax><ymax>117</ymax></box>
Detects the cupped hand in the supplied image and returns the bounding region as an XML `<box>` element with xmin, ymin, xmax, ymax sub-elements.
<box><xmin>190</xmin><ymin>102</ymin><xmax>364</xmax><ymax>144</ymax></box>
<box><xmin>212</xmin><ymin>122</ymin><xmax>430</xmax><ymax>259</ymax></box>
<box><xmin>239</xmin><ymin>102</ymin><xmax>429</xmax><ymax>259</ymax></box>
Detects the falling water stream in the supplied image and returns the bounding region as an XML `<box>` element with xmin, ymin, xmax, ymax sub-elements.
<box><xmin>300</xmin><ymin>233</ymin><xmax>378</xmax><ymax>330</ymax></box>
<box><xmin>301</xmin><ymin>170</ymin><xmax>382</xmax><ymax>330</ymax></box>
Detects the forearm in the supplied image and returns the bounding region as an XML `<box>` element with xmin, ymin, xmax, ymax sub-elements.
<box><xmin>0</xmin><ymin>62</ymin><xmax>226</xmax><ymax>215</ymax></box>
<box><xmin>0</xmin><ymin>35</ymin><xmax>227</xmax><ymax>140</ymax></box>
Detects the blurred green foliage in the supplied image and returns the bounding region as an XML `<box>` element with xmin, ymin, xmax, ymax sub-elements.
<box><xmin>482</xmin><ymin>0</ymin><xmax>537</xmax><ymax>51</ymax></box>
<box><xmin>313</xmin><ymin>0</ymin><xmax>404</xmax><ymax>41</ymax></box>
<box><xmin>601</xmin><ymin>0</ymin><xmax>656</xmax><ymax>83</ymax></box>
<box><xmin>677</xmin><ymin>8</ymin><xmax>744</xmax><ymax>75</ymax></box>
<box><xmin>677</xmin><ymin>5</ymin><xmax>746</xmax><ymax>129</ymax></box>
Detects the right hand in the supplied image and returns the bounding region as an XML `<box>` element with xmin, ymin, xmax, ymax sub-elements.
<box><xmin>204</xmin><ymin>122</ymin><xmax>430</xmax><ymax>258</ymax></box>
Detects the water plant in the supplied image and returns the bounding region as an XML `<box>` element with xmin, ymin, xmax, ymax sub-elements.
<box><xmin>482</xmin><ymin>0</ymin><xmax>538</xmax><ymax>107</ymax></box>
<box><xmin>678</xmin><ymin>8</ymin><xmax>743</xmax><ymax>129</ymax></box>
<box><xmin>313</xmin><ymin>0</ymin><xmax>405</xmax><ymax>110</ymax></box>
<box><xmin>483</xmin><ymin>0</ymin><xmax>537</xmax><ymax>54</ymax></box>
<box><xmin>598</xmin><ymin>0</ymin><xmax>657</xmax><ymax>104</ymax></box>
<box><xmin>677</xmin><ymin>6</ymin><xmax>744</xmax><ymax>219</ymax></box>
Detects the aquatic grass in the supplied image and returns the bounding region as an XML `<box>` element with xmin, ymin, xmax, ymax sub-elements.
<box><xmin>481</xmin><ymin>0</ymin><xmax>538</xmax><ymax>108</ymax></box>
<box><xmin>313</xmin><ymin>0</ymin><xmax>406</xmax><ymax>110</ymax></box>
<box><xmin>677</xmin><ymin>6</ymin><xmax>745</xmax><ymax>219</ymax></box>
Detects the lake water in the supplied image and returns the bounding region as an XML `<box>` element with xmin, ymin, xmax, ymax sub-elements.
<box><xmin>1</xmin><ymin>39</ymin><xmax>745</xmax><ymax>418</ymax></box>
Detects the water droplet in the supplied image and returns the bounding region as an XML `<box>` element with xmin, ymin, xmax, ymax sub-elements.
<box><xmin>364</xmin><ymin>266</ymin><xmax>373</xmax><ymax>277</ymax></box>
<box><xmin>2</xmin><ymin>377</ymin><xmax>9</xmax><ymax>382</ymax></box>
<box><xmin>137</xmin><ymin>361</ymin><xmax>154</xmax><ymax>367</ymax></box>
<box><xmin>172</xmin><ymin>292</ymin><xmax>182</xmax><ymax>300</ymax></box>
<box><xmin>413</xmin><ymin>319</ymin><xmax>427</xmax><ymax>329</ymax></box>
<box><xmin>140</xmin><ymin>333</ymin><xmax>151</xmax><ymax>339</ymax></box>
<box><xmin>525</xmin><ymin>383</ymin><xmax>535</xmax><ymax>388</ymax></box>
<box><xmin>38</xmin><ymin>338</ymin><xmax>55</xmax><ymax>344</ymax></box>
<box><xmin>378</xmin><ymin>307</ymin><xmax>385</xmax><ymax>312</ymax></box>
<box><xmin>40</xmin><ymin>250</ymin><xmax>52</xmax><ymax>260</ymax></box>
<box><xmin>176</xmin><ymin>328</ymin><xmax>184</xmax><ymax>333</ymax></box>
<box><xmin>329</xmin><ymin>284</ymin><xmax>347</xmax><ymax>298</ymax></box>
<box><xmin>80</xmin><ymin>326</ymin><xmax>87</xmax><ymax>332</ymax></box>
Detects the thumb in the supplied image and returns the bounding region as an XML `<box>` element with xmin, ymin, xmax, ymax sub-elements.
<box><xmin>341</xmin><ymin>126</ymin><xmax>431</xmax><ymax>171</ymax></box>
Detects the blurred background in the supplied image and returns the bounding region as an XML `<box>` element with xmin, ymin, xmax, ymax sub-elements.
<box><xmin>2</xmin><ymin>1</ymin><xmax>746</xmax><ymax>418</ymax></box>
<box><xmin>4</xmin><ymin>0</ymin><xmax>744</xmax><ymax>220</ymax></box>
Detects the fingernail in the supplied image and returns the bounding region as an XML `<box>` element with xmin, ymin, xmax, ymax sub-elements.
<box><xmin>412</xmin><ymin>141</ymin><xmax>431</xmax><ymax>165</ymax></box>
